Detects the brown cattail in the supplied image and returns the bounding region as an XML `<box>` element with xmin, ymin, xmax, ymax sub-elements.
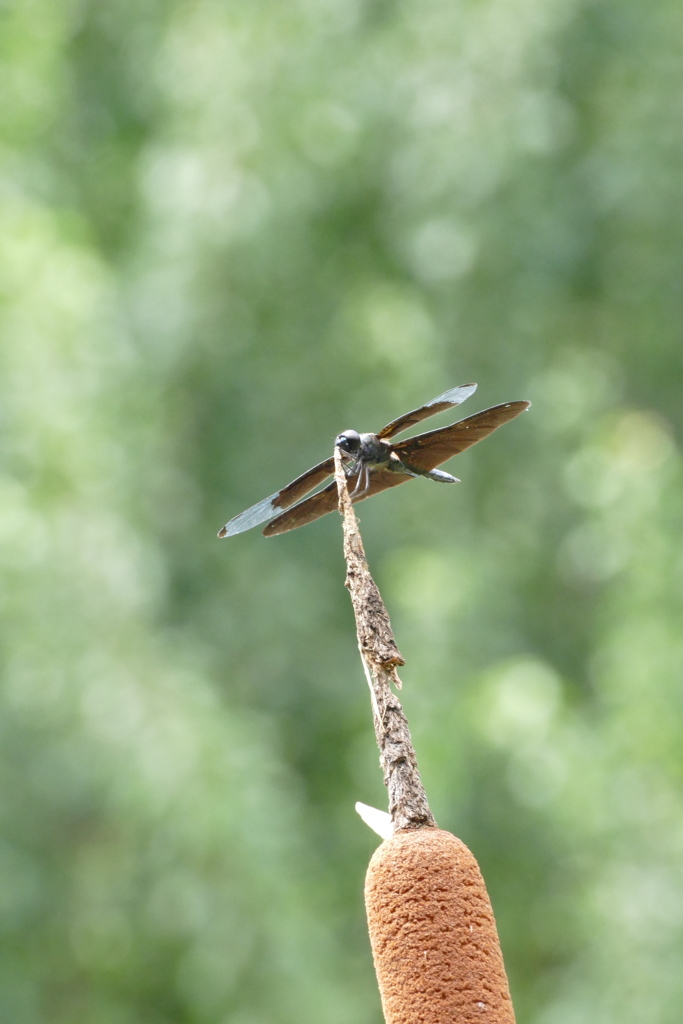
<box><xmin>365</xmin><ymin>828</ymin><xmax>515</xmax><ymax>1024</ymax></box>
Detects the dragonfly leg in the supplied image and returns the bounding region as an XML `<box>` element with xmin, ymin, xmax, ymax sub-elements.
<box><xmin>350</xmin><ymin>462</ymin><xmax>370</xmax><ymax>496</ymax></box>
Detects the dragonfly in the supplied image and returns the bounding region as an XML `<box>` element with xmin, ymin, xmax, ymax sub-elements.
<box><xmin>218</xmin><ymin>384</ymin><xmax>530</xmax><ymax>538</ymax></box>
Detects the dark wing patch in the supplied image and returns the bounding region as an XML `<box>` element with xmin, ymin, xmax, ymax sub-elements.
<box><xmin>218</xmin><ymin>456</ymin><xmax>334</xmax><ymax>537</ymax></box>
<box><xmin>376</xmin><ymin>383</ymin><xmax>477</xmax><ymax>440</ymax></box>
<box><xmin>274</xmin><ymin>456</ymin><xmax>335</xmax><ymax>508</ymax></box>
<box><xmin>263</xmin><ymin>481</ymin><xmax>339</xmax><ymax>536</ymax></box>
<box><xmin>393</xmin><ymin>401</ymin><xmax>530</xmax><ymax>472</ymax></box>
<box><xmin>263</xmin><ymin>467</ymin><xmax>411</xmax><ymax>536</ymax></box>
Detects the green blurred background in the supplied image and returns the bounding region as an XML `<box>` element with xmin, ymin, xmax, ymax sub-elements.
<box><xmin>2</xmin><ymin>0</ymin><xmax>683</xmax><ymax>1021</ymax></box>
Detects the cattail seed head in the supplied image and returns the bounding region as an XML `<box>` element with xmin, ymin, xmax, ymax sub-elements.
<box><xmin>365</xmin><ymin>828</ymin><xmax>515</xmax><ymax>1024</ymax></box>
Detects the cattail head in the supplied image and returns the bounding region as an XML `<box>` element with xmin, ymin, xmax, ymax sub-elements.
<box><xmin>365</xmin><ymin>828</ymin><xmax>515</xmax><ymax>1024</ymax></box>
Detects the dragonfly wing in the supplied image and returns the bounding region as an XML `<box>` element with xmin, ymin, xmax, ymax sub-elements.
<box><xmin>218</xmin><ymin>456</ymin><xmax>335</xmax><ymax>537</ymax></box>
<box><xmin>218</xmin><ymin>491</ymin><xmax>283</xmax><ymax>537</ymax></box>
<box><xmin>263</xmin><ymin>481</ymin><xmax>339</xmax><ymax>536</ymax></box>
<box><xmin>263</xmin><ymin>466</ymin><xmax>412</xmax><ymax>536</ymax></box>
<box><xmin>275</xmin><ymin>456</ymin><xmax>335</xmax><ymax>507</ymax></box>
<box><xmin>393</xmin><ymin>401</ymin><xmax>530</xmax><ymax>471</ymax></box>
<box><xmin>376</xmin><ymin>383</ymin><xmax>478</xmax><ymax>440</ymax></box>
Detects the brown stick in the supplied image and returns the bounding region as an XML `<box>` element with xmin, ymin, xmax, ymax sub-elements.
<box><xmin>334</xmin><ymin>449</ymin><xmax>436</xmax><ymax>831</ymax></box>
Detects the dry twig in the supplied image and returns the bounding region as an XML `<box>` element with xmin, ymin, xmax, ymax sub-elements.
<box><xmin>334</xmin><ymin>448</ymin><xmax>435</xmax><ymax>831</ymax></box>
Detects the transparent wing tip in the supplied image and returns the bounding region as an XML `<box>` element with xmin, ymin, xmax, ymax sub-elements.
<box><xmin>429</xmin><ymin>382</ymin><xmax>478</xmax><ymax>407</ymax></box>
<box><xmin>217</xmin><ymin>491</ymin><xmax>281</xmax><ymax>538</ymax></box>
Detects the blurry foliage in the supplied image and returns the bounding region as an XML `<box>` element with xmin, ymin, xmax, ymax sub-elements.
<box><xmin>1</xmin><ymin>0</ymin><xmax>683</xmax><ymax>1021</ymax></box>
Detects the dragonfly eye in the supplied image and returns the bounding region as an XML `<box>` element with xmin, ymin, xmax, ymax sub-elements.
<box><xmin>335</xmin><ymin>430</ymin><xmax>361</xmax><ymax>454</ymax></box>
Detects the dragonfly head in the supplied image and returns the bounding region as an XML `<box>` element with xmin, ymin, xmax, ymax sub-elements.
<box><xmin>335</xmin><ymin>429</ymin><xmax>361</xmax><ymax>455</ymax></box>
